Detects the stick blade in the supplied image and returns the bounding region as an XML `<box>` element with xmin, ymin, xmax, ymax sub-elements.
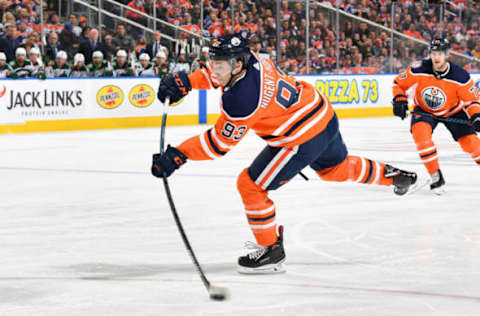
<box><xmin>209</xmin><ymin>285</ymin><xmax>230</xmax><ymax>301</ymax></box>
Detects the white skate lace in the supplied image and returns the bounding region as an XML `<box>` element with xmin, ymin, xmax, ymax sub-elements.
<box><xmin>244</xmin><ymin>241</ymin><xmax>267</xmax><ymax>261</ymax></box>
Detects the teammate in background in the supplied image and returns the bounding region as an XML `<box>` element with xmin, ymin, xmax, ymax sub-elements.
<box><xmin>8</xmin><ymin>48</ymin><xmax>32</xmax><ymax>79</ymax></box>
<box><xmin>88</xmin><ymin>51</ymin><xmax>113</xmax><ymax>77</ymax></box>
<box><xmin>46</xmin><ymin>51</ymin><xmax>71</xmax><ymax>78</ymax></box>
<box><xmin>136</xmin><ymin>53</ymin><xmax>155</xmax><ymax>76</ymax></box>
<box><xmin>70</xmin><ymin>53</ymin><xmax>90</xmax><ymax>77</ymax></box>
<box><xmin>27</xmin><ymin>47</ymin><xmax>46</xmax><ymax>79</ymax></box>
<box><xmin>153</xmin><ymin>51</ymin><xmax>169</xmax><ymax>78</ymax></box>
<box><xmin>191</xmin><ymin>47</ymin><xmax>210</xmax><ymax>72</ymax></box>
<box><xmin>169</xmin><ymin>49</ymin><xmax>191</xmax><ymax>73</ymax></box>
<box><xmin>112</xmin><ymin>50</ymin><xmax>135</xmax><ymax>77</ymax></box>
<box><xmin>392</xmin><ymin>38</ymin><xmax>480</xmax><ymax>195</ymax></box>
<box><xmin>0</xmin><ymin>52</ymin><xmax>13</xmax><ymax>78</ymax></box>
<box><xmin>152</xmin><ymin>34</ymin><xmax>421</xmax><ymax>274</ymax></box>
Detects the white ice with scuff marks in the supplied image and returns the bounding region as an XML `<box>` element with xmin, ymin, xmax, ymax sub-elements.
<box><xmin>1</xmin><ymin>117</ymin><xmax>480</xmax><ymax>316</ymax></box>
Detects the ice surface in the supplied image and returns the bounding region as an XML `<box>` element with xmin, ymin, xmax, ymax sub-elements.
<box><xmin>1</xmin><ymin>117</ymin><xmax>480</xmax><ymax>315</ymax></box>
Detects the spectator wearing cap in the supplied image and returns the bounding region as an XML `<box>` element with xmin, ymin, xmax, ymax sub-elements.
<box><xmin>79</xmin><ymin>16</ymin><xmax>88</xmax><ymax>29</ymax></box>
<box><xmin>0</xmin><ymin>23</ymin><xmax>18</xmax><ymax>62</ymax></box>
<box><xmin>113</xmin><ymin>24</ymin><xmax>134</xmax><ymax>53</ymax></box>
<box><xmin>44</xmin><ymin>32</ymin><xmax>65</xmax><ymax>65</ymax></box>
<box><xmin>135</xmin><ymin>34</ymin><xmax>147</xmax><ymax>59</ymax></box>
<box><xmin>169</xmin><ymin>49</ymin><xmax>190</xmax><ymax>73</ymax></box>
<box><xmin>60</xmin><ymin>22</ymin><xmax>77</xmax><ymax>59</ymax></box>
<box><xmin>78</xmin><ymin>28</ymin><xmax>105</xmax><ymax>65</ymax></box>
<box><xmin>146</xmin><ymin>31</ymin><xmax>168</xmax><ymax>60</ymax></box>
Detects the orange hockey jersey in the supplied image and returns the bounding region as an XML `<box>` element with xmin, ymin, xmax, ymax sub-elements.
<box><xmin>393</xmin><ymin>59</ymin><xmax>480</xmax><ymax>118</ymax></box>
<box><xmin>177</xmin><ymin>53</ymin><xmax>335</xmax><ymax>161</ymax></box>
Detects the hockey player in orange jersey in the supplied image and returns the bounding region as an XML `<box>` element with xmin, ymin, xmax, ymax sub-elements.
<box><xmin>392</xmin><ymin>38</ymin><xmax>480</xmax><ymax>195</ymax></box>
<box><xmin>152</xmin><ymin>34</ymin><xmax>420</xmax><ymax>274</ymax></box>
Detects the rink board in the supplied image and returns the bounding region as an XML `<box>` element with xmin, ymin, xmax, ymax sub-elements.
<box><xmin>1</xmin><ymin>74</ymin><xmax>479</xmax><ymax>133</ymax></box>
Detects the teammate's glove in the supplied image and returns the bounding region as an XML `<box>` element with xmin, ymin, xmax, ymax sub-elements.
<box><xmin>157</xmin><ymin>72</ymin><xmax>192</xmax><ymax>105</ymax></box>
<box><xmin>393</xmin><ymin>94</ymin><xmax>408</xmax><ymax>120</ymax></box>
<box><xmin>469</xmin><ymin>113</ymin><xmax>480</xmax><ymax>132</ymax></box>
<box><xmin>151</xmin><ymin>145</ymin><xmax>188</xmax><ymax>178</ymax></box>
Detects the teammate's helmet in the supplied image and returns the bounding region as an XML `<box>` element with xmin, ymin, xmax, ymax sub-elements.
<box><xmin>156</xmin><ymin>50</ymin><xmax>166</xmax><ymax>59</ymax></box>
<box><xmin>116</xmin><ymin>49</ymin><xmax>127</xmax><ymax>58</ymax></box>
<box><xmin>92</xmin><ymin>50</ymin><xmax>104</xmax><ymax>59</ymax></box>
<box><xmin>56</xmin><ymin>50</ymin><xmax>67</xmax><ymax>60</ymax></box>
<box><xmin>15</xmin><ymin>47</ymin><xmax>26</xmax><ymax>56</ymax></box>
<box><xmin>29</xmin><ymin>47</ymin><xmax>41</xmax><ymax>56</ymax></box>
<box><xmin>74</xmin><ymin>53</ymin><xmax>85</xmax><ymax>64</ymax></box>
<box><xmin>429</xmin><ymin>38</ymin><xmax>450</xmax><ymax>53</ymax></box>
<box><xmin>0</xmin><ymin>52</ymin><xmax>6</xmax><ymax>61</ymax></box>
<box><xmin>209</xmin><ymin>33</ymin><xmax>251</xmax><ymax>69</ymax></box>
<box><xmin>139</xmin><ymin>53</ymin><xmax>150</xmax><ymax>61</ymax></box>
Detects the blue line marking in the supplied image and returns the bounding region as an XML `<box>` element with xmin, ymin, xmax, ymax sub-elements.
<box><xmin>198</xmin><ymin>89</ymin><xmax>207</xmax><ymax>124</ymax></box>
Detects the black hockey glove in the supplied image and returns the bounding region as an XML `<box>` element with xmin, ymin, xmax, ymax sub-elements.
<box><xmin>151</xmin><ymin>145</ymin><xmax>188</xmax><ymax>178</ymax></box>
<box><xmin>469</xmin><ymin>113</ymin><xmax>480</xmax><ymax>132</ymax></box>
<box><xmin>393</xmin><ymin>94</ymin><xmax>408</xmax><ymax>120</ymax></box>
<box><xmin>157</xmin><ymin>72</ymin><xmax>192</xmax><ymax>105</ymax></box>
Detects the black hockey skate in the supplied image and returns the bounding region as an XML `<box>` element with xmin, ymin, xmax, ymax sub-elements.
<box><xmin>430</xmin><ymin>170</ymin><xmax>445</xmax><ymax>195</ymax></box>
<box><xmin>384</xmin><ymin>164</ymin><xmax>425</xmax><ymax>195</ymax></box>
<box><xmin>237</xmin><ymin>225</ymin><xmax>286</xmax><ymax>274</ymax></box>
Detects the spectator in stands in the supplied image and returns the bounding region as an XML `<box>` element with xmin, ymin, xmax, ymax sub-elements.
<box><xmin>44</xmin><ymin>32</ymin><xmax>64</xmax><ymax>65</ymax></box>
<box><xmin>146</xmin><ymin>30</ymin><xmax>168</xmax><ymax>59</ymax></box>
<box><xmin>78</xmin><ymin>28</ymin><xmax>105</xmax><ymax>65</ymax></box>
<box><xmin>126</xmin><ymin>0</ymin><xmax>147</xmax><ymax>26</ymax></box>
<box><xmin>102</xmin><ymin>34</ymin><xmax>116</xmax><ymax>62</ymax></box>
<box><xmin>20</xmin><ymin>33</ymin><xmax>39</xmax><ymax>55</ymax></box>
<box><xmin>472</xmin><ymin>42</ymin><xmax>480</xmax><ymax>60</ymax></box>
<box><xmin>0</xmin><ymin>0</ymin><xmax>8</xmax><ymax>23</ymax></box>
<box><xmin>135</xmin><ymin>34</ymin><xmax>147</xmax><ymax>59</ymax></box>
<box><xmin>79</xmin><ymin>16</ymin><xmax>88</xmax><ymax>30</ymax></box>
<box><xmin>68</xmin><ymin>14</ymin><xmax>82</xmax><ymax>36</ymax></box>
<box><xmin>113</xmin><ymin>24</ymin><xmax>134</xmax><ymax>53</ymax></box>
<box><xmin>59</xmin><ymin>22</ymin><xmax>77</xmax><ymax>59</ymax></box>
<box><xmin>0</xmin><ymin>23</ymin><xmax>18</xmax><ymax>62</ymax></box>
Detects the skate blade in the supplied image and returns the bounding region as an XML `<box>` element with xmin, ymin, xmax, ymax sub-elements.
<box><xmin>432</xmin><ymin>186</ymin><xmax>446</xmax><ymax>195</ymax></box>
<box><xmin>405</xmin><ymin>176</ymin><xmax>432</xmax><ymax>196</ymax></box>
<box><xmin>237</xmin><ymin>262</ymin><xmax>286</xmax><ymax>275</ymax></box>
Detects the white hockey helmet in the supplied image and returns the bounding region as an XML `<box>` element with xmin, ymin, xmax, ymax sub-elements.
<box><xmin>0</xmin><ymin>52</ymin><xmax>6</xmax><ymax>61</ymax></box>
<box><xmin>155</xmin><ymin>50</ymin><xmax>166</xmax><ymax>59</ymax></box>
<box><xmin>15</xmin><ymin>47</ymin><xmax>27</xmax><ymax>56</ymax></box>
<box><xmin>74</xmin><ymin>53</ymin><xmax>85</xmax><ymax>64</ymax></box>
<box><xmin>116</xmin><ymin>49</ymin><xmax>127</xmax><ymax>58</ymax></box>
<box><xmin>139</xmin><ymin>53</ymin><xmax>150</xmax><ymax>61</ymax></box>
<box><xmin>29</xmin><ymin>47</ymin><xmax>41</xmax><ymax>56</ymax></box>
<box><xmin>92</xmin><ymin>50</ymin><xmax>103</xmax><ymax>59</ymax></box>
<box><xmin>56</xmin><ymin>50</ymin><xmax>68</xmax><ymax>60</ymax></box>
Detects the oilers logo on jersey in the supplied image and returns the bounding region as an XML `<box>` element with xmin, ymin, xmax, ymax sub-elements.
<box><xmin>421</xmin><ymin>87</ymin><xmax>446</xmax><ymax>110</ymax></box>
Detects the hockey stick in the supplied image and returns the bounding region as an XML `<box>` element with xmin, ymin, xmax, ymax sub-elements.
<box><xmin>408</xmin><ymin>110</ymin><xmax>472</xmax><ymax>126</ymax></box>
<box><xmin>159</xmin><ymin>97</ymin><xmax>229</xmax><ymax>301</ymax></box>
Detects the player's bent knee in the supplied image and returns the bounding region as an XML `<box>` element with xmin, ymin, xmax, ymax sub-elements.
<box><xmin>411</xmin><ymin>122</ymin><xmax>433</xmax><ymax>143</ymax></box>
<box><xmin>237</xmin><ymin>168</ymin><xmax>268</xmax><ymax>205</ymax></box>
<box><xmin>458</xmin><ymin>134</ymin><xmax>480</xmax><ymax>154</ymax></box>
